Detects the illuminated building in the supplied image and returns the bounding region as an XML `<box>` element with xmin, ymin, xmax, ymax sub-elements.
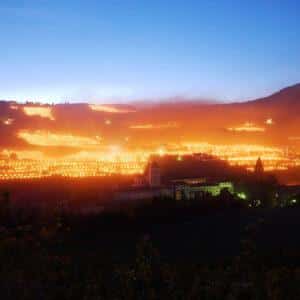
<box><xmin>115</xmin><ymin>178</ymin><xmax>235</xmax><ymax>202</ymax></box>
<box><xmin>173</xmin><ymin>180</ymin><xmax>234</xmax><ymax>201</ymax></box>
<box><xmin>115</xmin><ymin>161</ymin><xmax>166</xmax><ymax>201</ymax></box>
<box><xmin>115</xmin><ymin>158</ymin><xmax>236</xmax><ymax>202</ymax></box>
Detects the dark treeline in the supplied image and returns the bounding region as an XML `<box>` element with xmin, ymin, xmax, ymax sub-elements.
<box><xmin>1</xmin><ymin>190</ymin><xmax>300</xmax><ymax>299</ymax></box>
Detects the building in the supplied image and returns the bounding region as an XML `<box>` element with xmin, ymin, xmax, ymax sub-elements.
<box><xmin>277</xmin><ymin>184</ymin><xmax>300</xmax><ymax>206</ymax></box>
<box><xmin>254</xmin><ymin>157</ymin><xmax>264</xmax><ymax>177</ymax></box>
<box><xmin>172</xmin><ymin>179</ymin><xmax>234</xmax><ymax>201</ymax></box>
<box><xmin>114</xmin><ymin>186</ymin><xmax>171</xmax><ymax>202</ymax></box>
<box><xmin>148</xmin><ymin>161</ymin><xmax>161</xmax><ymax>187</ymax></box>
<box><xmin>114</xmin><ymin>161</ymin><xmax>166</xmax><ymax>202</ymax></box>
<box><xmin>114</xmin><ymin>159</ymin><xmax>236</xmax><ymax>202</ymax></box>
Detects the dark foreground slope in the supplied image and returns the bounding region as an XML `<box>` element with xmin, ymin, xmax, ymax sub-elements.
<box><xmin>1</xmin><ymin>207</ymin><xmax>300</xmax><ymax>299</ymax></box>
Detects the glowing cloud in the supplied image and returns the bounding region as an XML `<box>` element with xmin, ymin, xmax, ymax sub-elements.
<box><xmin>89</xmin><ymin>104</ymin><xmax>136</xmax><ymax>113</ymax></box>
<box><xmin>23</xmin><ymin>106</ymin><xmax>55</xmax><ymax>120</ymax></box>
<box><xmin>18</xmin><ymin>130</ymin><xmax>101</xmax><ymax>148</ymax></box>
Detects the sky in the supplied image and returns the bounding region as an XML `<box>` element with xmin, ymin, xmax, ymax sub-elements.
<box><xmin>0</xmin><ymin>0</ymin><xmax>300</xmax><ymax>103</ymax></box>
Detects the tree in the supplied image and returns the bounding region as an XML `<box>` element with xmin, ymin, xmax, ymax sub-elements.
<box><xmin>0</xmin><ymin>190</ymin><xmax>11</xmax><ymax>222</ymax></box>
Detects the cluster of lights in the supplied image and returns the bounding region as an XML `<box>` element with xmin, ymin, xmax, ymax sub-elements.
<box><xmin>0</xmin><ymin>159</ymin><xmax>146</xmax><ymax>180</ymax></box>
<box><xmin>18</xmin><ymin>130</ymin><xmax>102</xmax><ymax>148</ymax></box>
<box><xmin>0</xmin><ymin>111</ymin><xmax>299</xmax><ymax>179</ymax></box>
<box><xmin>181</xmin><ymin>142</ymin><xmax>299</xmax><ymax>170</ymax></box>
<box><xmin>2</xmin><ymin>118</ymin><xmax>14</xmax><ymax>125</ymax></box>
<box><xmin>89</xmin><ymin>104</ymin><xmax>136</xmax><ymax>113</ymax></box>
<box><xmin>23</xmin><ymin>106</ymin><xmax>55</xmax><ymax>120</ymax></box>
<box><xmin>130</xmin><ymin>122</ymin><xmax>179</xmax><ymax>129</ymax></box>
<box><xmin>0</xmin><ymin>140</ymin><xmax>298</xmax><ymax>180</ymax></box>
<box><xmin>227</xmin><ymin>122</ymin><xmax>265</xmax><ymax>132</ymax></box>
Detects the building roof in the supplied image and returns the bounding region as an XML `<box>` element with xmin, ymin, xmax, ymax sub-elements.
<box><xmin>116</xmin><ymin>185</ymin><xmax>164</xmax><ymax>193</ymax></box>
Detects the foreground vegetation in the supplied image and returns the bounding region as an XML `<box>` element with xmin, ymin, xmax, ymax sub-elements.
<box><xmin>1</xmin><ymin>200</ymin><xmax>300</xmax><ymax>300</ymax></box>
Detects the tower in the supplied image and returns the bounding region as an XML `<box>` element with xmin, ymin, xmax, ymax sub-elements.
<box><xmin>148</xmin><ymin>161</ymin><xmax>161</xmax><ymax>187</ymax></box>
<box><xmin>254</xmin><ymin>157</ymin><xmax>264</xmax><ymax>176</ymax></box>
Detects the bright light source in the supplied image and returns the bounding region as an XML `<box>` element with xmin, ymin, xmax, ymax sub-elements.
<box><xmin>3</xmin><ymin>118</ymin><xmax>14</xmax><ymax>125</ymax></box>
<box><xmin>157</xmin><ymin>147</ymin><xmax>166</xmax><ymax>156</ymax></box>
<box><xmin>265</xmin><ymin>118</ymin><xmax>273</xmax><ymax>125</ymax></box>
<box><xmin>237</xmin><ymin>192</ymin><xmax>247</xmax><ymax>200</ymax></box>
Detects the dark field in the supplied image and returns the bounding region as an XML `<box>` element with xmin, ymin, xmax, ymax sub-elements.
<box><xmin>61</xmin><ymin>208</ymin><xmax>300</xmax><ymax>265</ymax></box>
<box><xmin>1</xmin><ymin>200</ymin><xmax>300</xmax><ymax>299</ymax></box>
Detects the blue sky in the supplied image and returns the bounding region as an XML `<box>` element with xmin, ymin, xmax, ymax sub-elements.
<box><xmin>0</xmin><ymin>0</ymin><xmax>300</xmax><ymax>103</ymax></box>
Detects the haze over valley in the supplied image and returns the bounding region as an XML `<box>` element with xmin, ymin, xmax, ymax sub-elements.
<box><xmin>0</xmin><ymin>83</ymin><xmax>300</xmax><ymax>180</ymax></box>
